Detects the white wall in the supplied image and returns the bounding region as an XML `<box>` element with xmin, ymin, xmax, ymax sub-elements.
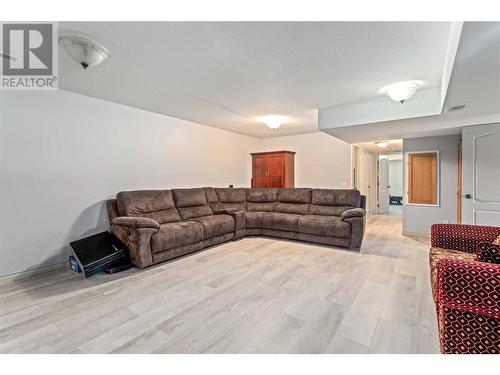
<box><xmin>256</xmin><ymin>132</ymin><xmax>352</xmax><ymax>189</ymax></box>
<box><xmin>402</xmin><ymin>134</ymin><xmax>461</xmax><ymax>234</ymax></box>
<box><xmin>0</xmin><ymin>90</ymin><xmax>259</xmax><ymax>277</ymax></box>
<box><xmin>388</xmin><ymin>160</ymin><xmax>403</xmax><ymax>196</ymax></box>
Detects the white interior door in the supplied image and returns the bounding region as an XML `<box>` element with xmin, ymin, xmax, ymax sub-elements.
<box><xmin>378</xmin><ymin>158</ymin><xmax>389</xmax><ymax>214</ymax></box>
<box><xmin>462</xmin><ymin>123</ymin><xmax>500</xmax><ymax>225</ymax></box>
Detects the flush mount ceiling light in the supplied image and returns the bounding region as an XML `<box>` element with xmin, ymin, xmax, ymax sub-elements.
<box><xmin>256</xmin><ymin>115</ymin><xmax>289</xmax><ymax>130</ymax></box>
<box><xmin>59</xmin><ymin>36</ymin><xmax>110</xmax><ymax>69</ymax></box>
<box><xmin>381</xmin><ymin>80</ymin><xmax>423</xmax><ymax>104</ymax></box>
<box><xmin>375</xmin><ymin>141</ymin><xmax>388</xmax><ymax>148</ymax></box>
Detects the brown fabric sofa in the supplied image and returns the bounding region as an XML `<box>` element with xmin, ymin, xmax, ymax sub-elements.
<box><xmin>106</xmin><ymin>187</ymin><xmax>366</xmax><ymax>268</ymax></box>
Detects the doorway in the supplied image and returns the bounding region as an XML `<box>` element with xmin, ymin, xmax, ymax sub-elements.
<box><xmin>378</xmin><ymin>153</ymin><xmax>403</xmax><ymax>215</ymax></box>
<box><xmin>353</xmin><ymin>139</ymin><xmax>403</xmax><ymax>217</ymax></box>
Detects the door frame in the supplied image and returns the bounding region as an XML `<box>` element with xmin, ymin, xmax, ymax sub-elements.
<box><xmin>457</xmin><ymin>142</ymin><xmax>462</xmax><ymax>223</ymax></box>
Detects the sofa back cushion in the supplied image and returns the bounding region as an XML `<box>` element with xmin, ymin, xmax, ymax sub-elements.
<box><xmin>246</xmin><ymin>188</ymin><xmax>278</xmax><ymax>212</ymax></box>
<box><xmin>275</xmin><ymin>188</ymin><xmax>311</xmax><ymax>215</ymax></box>
<box><xmin>172</xmin><ymin>188</ymin><xmax>213</xmax><ymax>220</ymax></box>
<box><xmin>309</xmin><ymin>189</ymin><xmax>360</xmax><ymax>216</ymax></box>
<box><xmin>203</xmin><ymin>187</ymin><xmax>218</xmax><ymax>204</ymax></box>
<box><xmin>116</xmin><ymin>190</ymin><xmax>181</xmax><ymax>224</ymax></box>
<box><xmin>215</xmin><ymin>188</ymin><xmax>246</xmax><ymax>211</ymax></box>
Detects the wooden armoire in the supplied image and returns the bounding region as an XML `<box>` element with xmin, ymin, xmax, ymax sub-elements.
<box><xmin>251</xmin><ymin>151</ymin><xmax>295</xmax><ymax>188</ymax></box>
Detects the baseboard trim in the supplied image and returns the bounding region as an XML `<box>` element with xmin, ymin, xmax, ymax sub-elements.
<box><xmin>0</xmin><ymin>262</ymin><xmax>68</xmax><ymax>286</ymax></box>
<box><xmin>403</xmin><ymin>231</ymin><xmax>431</xmax><ymax>238</ymax></box>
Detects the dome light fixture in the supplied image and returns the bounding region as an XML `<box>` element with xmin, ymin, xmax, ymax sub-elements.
<box><xmin>375</xmin><ymin>141</ymin><xmax>388</xmax><ymax>148</ymax></box>
<box><xmin>381</xmin><ymin>80</ymin><xmax>423</xmax><ymax>104</ymax></box>
<box><xmin>256</xmin><ymin>115</ymin><xmax>289</xmax><ymax>130</ymax></box>
<box><xmin>59</xmin><ymin>36</ymin><xmax>110</xmax><ymax>69</ymax></box>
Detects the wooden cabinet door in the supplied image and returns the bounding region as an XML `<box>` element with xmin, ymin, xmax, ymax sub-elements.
<box><xmin>253</xmin><ymin>155</ymin><xmax>268</xmax><ymax>177</ymax></box>
<box><xmin>408</xmin><ymin>152</ymin><xmax>437</xmax><ymax>205</ymax></box>
<box><xmin>268</xmin><ymin>155</ymin><xmax>284</xmax><ymax>177</ymax></box>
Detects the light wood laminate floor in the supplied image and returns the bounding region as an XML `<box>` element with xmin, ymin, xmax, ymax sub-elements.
<box><xmin>0</xmin><ymin>214</ymin><xmax>439</xmax><ymax>353</ymax></box>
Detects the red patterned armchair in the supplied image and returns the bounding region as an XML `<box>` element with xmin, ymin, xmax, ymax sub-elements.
<box><xmin>430</xmin><ymin>224</ymin><xmax>500</xmax><ymax>354</ymax></box>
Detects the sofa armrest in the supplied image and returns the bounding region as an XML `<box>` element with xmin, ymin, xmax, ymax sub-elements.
<box><xmin>341</xmin><ymin>208</ymin><xmax>366</xmax><ymax>221</ymax></box>
<box><xmin>111</xmin><ymin>216</ymin><xmax>160</xmax><ymax>230</ymax></box>
<box><xmin>431</xmin><ymin>224</ymin><xmax>500</xmax><ymax>254</ymax></box>
<box><xmin>477</xmin><ymin>242</ymin><xmax>500</xmax><ymax>264</ymax></box>
<box><xmin>437</xmin><ymin>258</ymin><xmax>500</xmax><ymax>319</ymax></box>
<box><xmin>110</xmin><ymin>217</ymin><xmax>160</xmax><ymax>268</ymax></box>
<box><xmin>341</xmin><ymin>209</ymin><xmax>366</xmax><ymax>249</ymax></box>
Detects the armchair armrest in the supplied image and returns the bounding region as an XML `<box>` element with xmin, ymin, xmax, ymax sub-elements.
<box><xmin>111</xmin><ymin>216</ymin><xmax>160</xmax><ymax>230</ymax></box>
<box><xmin>341</xmin><ymin>208</ymin><xmax>366</xmax><ymax>221</ymax></box>
<box><xmin>431</xmin><ymin>224</ymin><xmax>500</xmax><ymax>254</ymax></box>
<box><xmin>477</xmin><ymin>242</ymin><xmax>500</xmax><ymax>264</ymax></box>
<box><xmin>437</xmin><ymin>258</ymin><xmax>500</xmax><ymax>319</ymax></box>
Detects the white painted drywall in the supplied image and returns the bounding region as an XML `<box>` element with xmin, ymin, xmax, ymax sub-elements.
<box><xmin>388</xmin><ymin>160</ymin><xmax>403</xmax><ymax>196</ymax></box>
<box><xmin>402</xmin><ymin>134</ymin><xmax>461</xmax><ymax>234</ymax></box>
<box><xmin>256</xmin><ymin>132</ymin><xmax>352</xmax><ymax>189</ymax></box>
<box><xmin>0</xmin><ymin>90</ymin><xmax>259</xmax><ymax>277</ymax></box>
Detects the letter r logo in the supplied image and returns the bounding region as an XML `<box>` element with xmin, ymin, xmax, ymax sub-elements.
<box><xmin>2</xmin><ymin>23</ymin><xmax>53</xmax><ymax>76</ymax></box>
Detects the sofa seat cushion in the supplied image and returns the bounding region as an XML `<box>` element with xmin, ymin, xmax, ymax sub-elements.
<box><xmin>190</xmin><ymin>214</ymin><xmax>235</xmax><ymax>239</ymax></box>
<box><xmin>151</xmin><ymin>221</ymin><xmax>204</xmax><ymax>253</ymax></box>
<box><xmin>261</xmin><ymin>212</ymin><xmax>301</xmax><ymax>232</ymax></box>
<box><xmin>298</xmin><ymin>215</ymin><xmax>351</xmax><ymax>238</ymax></box>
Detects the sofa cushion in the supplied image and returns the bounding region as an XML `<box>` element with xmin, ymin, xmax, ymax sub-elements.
<box><xmin>151</xmin><ymin>221</ymin><xmax>203</xmax><ymax>253</ymax></box>
<box><xmin>215</xmin><ymin>188</ymin><xmax>247</xmax><ymax>211</ymax></box>
<box><xmin>172</xmin><ymin>188</ymin><xmax>213</xmax><ymax>220</ymax></box>
<box><xmin>202</xmin><ymin>187</ymin><xmax>218</xmax><ymax>203</ymax></box>
<box><xmin>275</xmin><ymin>203</ymin><xmax>309</xmax><ymax>215</ymax></box>
<box><xmin>247</xmin><ymin>202</ymin><xmax>275</xmax><ymax>212</ymax></box>
<box><xmin>311</xmin><ymin>189</ymin><xmax>360</xmax><ymax>207</ymax></box>
<box><xmin>308</xmin><ymin>205</ymin><xmax>355</xmax><ymax>216</ymax></box>
<box><xmin>298</xmin><ymin>215</ymin><xmax>351</xmax><ymax>238</ymax></box>
<box><xmin>278</xmin><ymin>188</ymin><xmax>312</xmax><ymax>204</ymax></box>
<box><xmin>246</xmin><ymin>188</ymin><xmax>279</xmax><ymax>202</ymax></box>
<box><xmin>172</xmin><ymin>188</ymin><xmax>207</xmax><ymax>207</ymax></box>
<box><xmin>245</xmin><ymin>212</ymin><xmax>266</xmax><ymax>228</ymax></box>
<box><xmin>216</xmin><ymin>188</ymin><xmax>246</xmax><ymax>203</ymax></box>
<box><xmin>190</xmin><ymin>214</ymin><xmax>235</xmax><ymax>239</ymax></box>
<box><xmin>116</xmin><ymin>190</ymin><xmax>181</xmax><ymax>224</ymax></box>
<box><xmin>261</xmin><ymin>212</ymin><xmax>300</xmax><ymax>232</ymax></box>
<box><xmin>177</xmin><ymin>205</ymin><xmax>214</xmax><ymax>220</ymax></box>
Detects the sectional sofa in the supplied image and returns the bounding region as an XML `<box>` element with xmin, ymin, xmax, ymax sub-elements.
<box><xmin>106</xmin><ymin>188</ymin><xmax>366</xmax><ymax>268</ymax></box>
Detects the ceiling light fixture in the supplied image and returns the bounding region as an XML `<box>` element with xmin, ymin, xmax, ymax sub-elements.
<box><xmin>256</xmin><ymin>115</ymin><xmax>289</xmax><ymax>130</ymax></box>
<box><xmin>59</xmin><ymin>36</ymin><xmax>110</xmax><ymax>69</ymax></box>
<box><xmin>375</xmin><ymin>141</ymin><xmax>388</xmax><ymax>148</ymax></box>
<box><xmin>381</xmin><ymin>80</ymin><xmax>422</xmax><ymax>104</ymax></box>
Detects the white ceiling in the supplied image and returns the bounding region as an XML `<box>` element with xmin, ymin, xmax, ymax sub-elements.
<box><xmin>58</xmin><ymin>21</ymin><xmax>460</xmax><ymax>139</ymax></box>
<box><xmin>321</xmin><ymin>22</ymin><xmax>500</xmax><ymax>142</ymax></box>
